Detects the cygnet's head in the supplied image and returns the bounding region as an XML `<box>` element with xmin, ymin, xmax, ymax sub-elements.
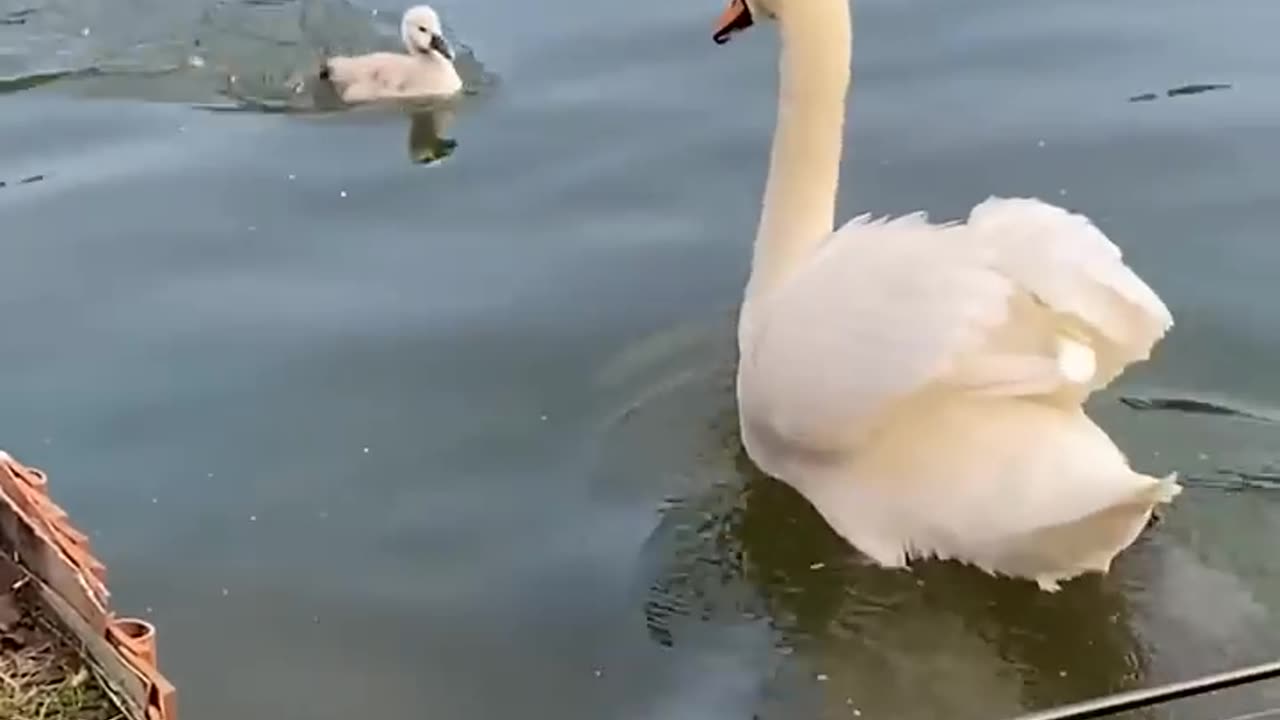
<box><xmin>401</xmin><ymin>4</ymin><xmax>454</xmax><ymax>60</ymax></box>
<box><xmin>711</xmin><ymin>0</ymin><xmax>777</xmax><ymax>45</ymax></box>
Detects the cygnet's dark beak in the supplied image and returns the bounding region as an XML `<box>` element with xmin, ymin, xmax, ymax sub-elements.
<box><xmin>429</xmin><ymin>33</ymin><xmax>454</xmax><ymax>61</ymax></box>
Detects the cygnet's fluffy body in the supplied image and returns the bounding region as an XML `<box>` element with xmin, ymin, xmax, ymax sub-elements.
<box><xmin>320</xmin><ymin>5</ymin><xmax>462</xmax><ymax>104</ymax></box>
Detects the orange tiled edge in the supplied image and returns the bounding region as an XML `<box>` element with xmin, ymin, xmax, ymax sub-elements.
<box><xmin>0</xmin><ymin>450</ymin><xmax>177</xmax><ymax>720</ymax></box>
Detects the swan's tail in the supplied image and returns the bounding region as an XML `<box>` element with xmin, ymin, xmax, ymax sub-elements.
<box><xmin>1023</xmin><ymin>471</ymin><xmax>1179</xmax><ymax>591</ymax></box>
<box><xmin>785</xmin><ymin>398</ymin><xmax>1180</xmax><ymax>591</ymax></box>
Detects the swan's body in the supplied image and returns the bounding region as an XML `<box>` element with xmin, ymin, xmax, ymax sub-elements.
<box><xmin>713</xmin><ymin>0</ymin><xmax>1178</xmax><ymax>591</ymax></box>
<box><xmin>320</xmin><ymin>5</ymin><xmax>462</xmax><ymax>104</ymax></box>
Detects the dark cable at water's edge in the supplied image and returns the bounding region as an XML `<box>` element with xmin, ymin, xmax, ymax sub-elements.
<box><xmin>1010</xmin><ymin>659</ymin><xmax>1280</xmax><ymax>720</ymax></box>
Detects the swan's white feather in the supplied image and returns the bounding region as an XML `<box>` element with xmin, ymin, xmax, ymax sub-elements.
<box><xmin>741</xmin><ymin>198</ymin><xmax>1169</xmax><ymax>447</ymax></box>
<box><xmin>737</xmin><ymin>197</ymin><xmax>1179</xmax><ymax>589</ymax></box>
<box><xmin>966</xmin><ymin>196</ymin><xmax>1173</xmax><ymax>391</ymax></box>
<box><xmin>324</xmin><ymin>53</ymin><xmax>461</xmax><ymax>103</ymax></box>
<box><xmin>742</xmin><ymin>210</ymin><xmax>1014</xmax><ymax>448</ymax></box>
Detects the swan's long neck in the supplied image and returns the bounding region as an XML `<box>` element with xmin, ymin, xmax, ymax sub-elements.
<box><xmin>745</xmin><ymin>0</ymin><xmax>852</xmax><ymax>299</ymax></box>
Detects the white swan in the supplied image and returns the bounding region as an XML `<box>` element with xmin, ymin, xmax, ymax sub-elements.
<box><xmin>711</xmin><ymin>0</ymin><xmax>1179</xmax><ymax>591</ymax></box>
<box><xmin>319</xmin><ymin>4</ymin><xmax>462</xmax><ymax>104</ymax></box>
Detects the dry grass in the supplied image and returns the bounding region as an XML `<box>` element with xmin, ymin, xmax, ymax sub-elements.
<box><xmin>0</xmin><ymin>586</ymin><xmax>123</xmax><ymax>720</ymax></box>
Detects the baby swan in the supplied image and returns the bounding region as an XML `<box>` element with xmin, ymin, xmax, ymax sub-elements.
<box><xmin>319</xmin><ymin>4</ymin><xmax>463</xmax><ymax>104</ymax></box>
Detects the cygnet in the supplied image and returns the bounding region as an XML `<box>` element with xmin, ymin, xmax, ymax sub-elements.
<box><xmin>320</xmin><ymin>4</ymin><xmax>463</xmax><ymax>104</ymax></box>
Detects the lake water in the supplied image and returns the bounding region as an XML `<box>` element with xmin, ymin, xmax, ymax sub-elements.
<box><xmin>4</xmin><ymin>0</ymin><xmax>1280</xmax><ymax>717</ymax></box>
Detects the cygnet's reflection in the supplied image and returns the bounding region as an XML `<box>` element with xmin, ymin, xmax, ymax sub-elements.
<box><xmin>309</xmin><ymin>75</ymin><xmax>460</xmax><ymax>165</ymax></box>
<box><xmin>405</xmin><ymin>103</ymin><xmax>457</xmax><ymax>165</ymax></box>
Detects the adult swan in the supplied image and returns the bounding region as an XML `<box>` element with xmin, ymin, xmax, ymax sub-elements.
<box><xmin>711</xmin><ymin>0</ymin><xmax>1178</xmax><ymax>591</ymax></box>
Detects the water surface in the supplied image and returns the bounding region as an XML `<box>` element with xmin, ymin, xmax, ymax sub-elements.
<box><xmin>3</xmin><ymin>0</ymin><xmax>1280</xmax><ymax>717</ymax></box>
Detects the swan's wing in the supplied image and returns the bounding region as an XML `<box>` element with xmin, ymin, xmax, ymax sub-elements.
<box><xmin>740</xmin><ymin>199</ymin><xmax>1172</xmax><ymax>450</ymax></box>
<box><xmin>965</xmin><ymin>196</ymin><xmax>1173</xmax><ymax>389</ymax></box>
<box><xmin>740</xmin><ymin>212</ymin><xmax>1017</xmax><ymax>448</ymax></box>
<box><xmin>323</xmin><ymin>53</ymin><xmax>419</xmax><ymax>101</ymax></box>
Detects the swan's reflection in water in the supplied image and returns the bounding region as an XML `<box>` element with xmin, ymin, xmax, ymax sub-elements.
<box><xmin>307</xmin><ymin>76</ymin><xmax>459</xmax><ymax>165</ymax></box>
<box><xmin>405</xmin><ymin>104</ymin><xmax>456</xmax><ymax>165</ymax></box>
<box><xmin>608</xmin><ymin>314</ymin><xmax>1279</xmax><ymax>719</ymax></box>
<box><xmin>640</xmin><ymin>431</ymin><xmax>1147</xmax><ymax>719</ymax></box>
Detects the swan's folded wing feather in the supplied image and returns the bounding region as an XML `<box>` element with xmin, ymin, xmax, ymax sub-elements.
<box><xmin>324</xmin><ymin>53</ymin><xmax>420</xmax><ymax>101</ymax></box>
<box><xmin>741</xmin><ymin>213</ymin><xmax>1016</xmax><ymax>448</ymax></box>
<box><xmin>966</xmin><ymin>197</ymin><xmax>1173</xmax><ymax>387</ymax></box>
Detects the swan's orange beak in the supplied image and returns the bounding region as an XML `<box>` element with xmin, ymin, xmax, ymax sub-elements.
<box><xmin>713</xmin><ymin>0</ymin><xmax>753</xmax><ymax>45</ymax></box>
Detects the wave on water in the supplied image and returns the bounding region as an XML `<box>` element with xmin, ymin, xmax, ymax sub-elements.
<box><xmin>0</xmin><ymin>0</ymin><xmax>496</xmax><ymax>112</ymax></box>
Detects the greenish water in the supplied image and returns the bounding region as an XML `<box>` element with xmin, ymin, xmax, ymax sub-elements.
<box><xmin>3</xmin><ymin>0</ymin><xmax>1280</xmax><ymax>718</ymax></box>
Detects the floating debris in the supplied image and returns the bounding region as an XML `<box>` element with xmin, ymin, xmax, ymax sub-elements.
<box><xmin>1118</xmin><ymin>394</ymin><xmax>1273</xmax><ymax>422</ymax></box>
<box><xmin>0</xmin><ymin>173</ymin><xmax>47</xmax><ymax>189</ymax></box>
<box><xmin>1186</xmin><ymin>468</ymin><xmax>1280</xmax><ymax>492</ymax></box>
<box><xmin>1</xmin><ymin>8</ymin><xmax>35</xmax><ymax>25</ymax></box>
<box><xmin>1129</xmin><ymin>82</ymin><xmax>1232</xmax><ymax>102</ymax></box>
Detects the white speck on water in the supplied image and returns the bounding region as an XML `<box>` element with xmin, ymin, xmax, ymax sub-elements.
<box><xmin>248</xmin><ymin>225</ymin><xmax>257</xmax><ymax>232</ymax></box>
<box><xmin>1037</xmin><ymin>139</ymin><xmax>1046</xmax><ymax>148</ymax></box>
<box><xmin>362</xmin><ymin>446</ymin><xmax>370</xmax><ymax>454</ymax></box>
<box><xmin>207</xmin><ymin>472</ymin><xmax>215</xmax><ymax>479</ymax></box>
<box><xmin>145</xmin><ymin>607</ymin><xmax>154</xmax><ymax>614</ymax></box>
<box><xmin>809</xmin><ymin>562</ymin><xmax>825</xmax><ymax>570</ymax></box>
<box><xmin>287</xmin><ymin>174</ymin><xmax>296</xmax><ymax>181</ymax></box>
<box><xmin>816</xmin><ymin>673</ymin><xmax>829</xmax><ymax>682</ymax></box>
<box><xmin>80</xmin><ymin>27</ymin><xmax>90</xmax><ymax>37</ymax></box>
<box><xmin>539</xmin><ymin>414</ymin><xmax>548</xmax><ymax>421</ymax></box>
<box><xmin>151</xmin><ymin>497</ymin><xmax>158</xmax><ymax>504</ymax></box>
<box><xmin>221</xmin><ymin>588</ymin><xmax>229</xmax><ymax>597</ymax></box>
<box><xmin>188</xmin><ymin>55</ymin><xmax>205</xmax><ymax>68</ymax></box>
<box><xmin>1058</xmin><ymin>188</ymin><xmax>1068</xmax><ymax>196</ymax></box>
<box><xmin>1197</xmin><ymin>452</ymin><xmax>1209</xmax><ymax>460</ymax></box>
<box><xmin>228</xmin><ymin>74</ymin><xmax>238</xmax><ymax>85</ymax></box>
<box><xmin>593</xmin><ymin>668</ymin><xmax>603</xmax><ymax>678</ymax></box>
<box><xmin>339</xmin><ymin>190</ymin><xmax>348</xmax><ymax>198</ymax></box>
<box><xmin>249</xmin><ymin>515</ymin><xmax>257</xmax><ymax>522</ymax></box>
<box><xmin>1059</xmin><ymin>670</ymin><xmax>1069</xmax><ymax>677</ymax></box>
